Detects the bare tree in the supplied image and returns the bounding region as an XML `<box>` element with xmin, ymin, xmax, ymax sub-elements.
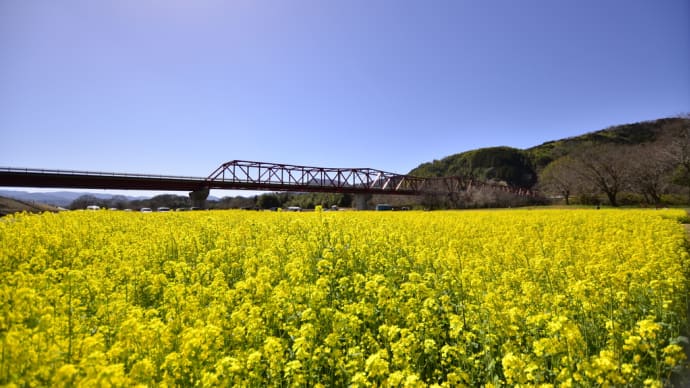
<box><xmin>627</xmin><ymin>144</ymin><xmax>674</xmax><ymax>206</ymax></box>
<box><xmin>572</xmin><ymin>144</ymin><xmax>632</xmax><ymax>207</ymax></box>
<box><xmin>538</xmin><ymin>156</ymin><xmax>580</xmax><ymax>205</ymax></box>
<box><xmin>664</xmin><ymin>115</ymin><xmax>690</xmax><ymax>201</ymax></box>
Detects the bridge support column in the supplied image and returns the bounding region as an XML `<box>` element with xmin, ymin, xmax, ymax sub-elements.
<box><xmin>353</xmin><ymin>194</ymin><xmax>371</xmax><ymax>210</ymax></box>
<box><xmin>189</xmin><ymin>188</ymin><xmax>209</xmax><ymax>209</ymax></box>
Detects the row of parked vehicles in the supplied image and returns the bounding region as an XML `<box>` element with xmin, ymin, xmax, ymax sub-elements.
<box><xmin>86</xmin><ymin>206</ymin><xmax>202</xmax><ymax>212</ymax></box>
<box><xmin>139</xmin><ymin>207</ymin><xmax>202</xmax><ymax>212</ymax></box>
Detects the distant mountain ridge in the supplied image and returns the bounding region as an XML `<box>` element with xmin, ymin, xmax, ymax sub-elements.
<box><xmin>0</xmin><ymin>190</ymin><xmax>154</xmax><ymax>207</ymax></box>
<box><xmin>0</xmin><ymin>190</ymin><xmax>224</xmax><ymax>207</ymax></box>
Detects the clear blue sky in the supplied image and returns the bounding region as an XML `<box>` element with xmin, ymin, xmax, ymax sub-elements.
<box><xmin>2</xmin><ymin>0</ymin><xmax>688</xmax><ymax>197</ymax></box>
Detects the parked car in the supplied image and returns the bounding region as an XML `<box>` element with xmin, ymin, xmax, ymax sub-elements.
<box><xmin>140</xmin><ymin>208</ymin><xmax>152</xmax><ymax>213</ymax></box>
<box><xmin>157</xmin><ymin>207</ymin><xmax>171</xmax><ymax>212</ymax></box>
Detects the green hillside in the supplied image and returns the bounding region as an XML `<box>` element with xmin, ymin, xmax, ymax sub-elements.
<box><xmin>527</xmin><ymin>117</ymin><xmax>684</xmax><ymax>170</ymax></box>
<box><xmin>409</xmin><ymin>117</ymin><xmax>688</xmax><ymax>189</ymax></box>
<box><xmin>409</xmin><ymin>146</ymin><xmax>537</xmax><ymax>188</ymax></box>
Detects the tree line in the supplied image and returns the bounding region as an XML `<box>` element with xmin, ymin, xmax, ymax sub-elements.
<box><xmin>69</xmin><ymin>192</ymin><xmax>353</xmax><ymax>211</ymax></box>
<box><xmin>538</xmin><ymin>117</ymin><xmax>690</xmax><ymax>207</ymax></box>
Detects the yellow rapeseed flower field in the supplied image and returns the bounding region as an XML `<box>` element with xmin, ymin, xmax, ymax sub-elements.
<box><xmin>1</xmin><ymin>208</ymin><xmax>688</xmax><ymax>387</ymax></box>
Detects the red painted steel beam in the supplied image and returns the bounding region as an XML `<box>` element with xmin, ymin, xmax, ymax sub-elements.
<box><xmin>206</xmin><ymin>160</ymin><xmax>425</xmax><ymax>194</ymax></box>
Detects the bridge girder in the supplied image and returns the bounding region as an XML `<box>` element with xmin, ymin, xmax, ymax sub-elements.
<box><xmin>0</xmin><ymin>163</ymin><xmax>536</xmax><ymax>198</ymax></box>
<box><xmin>205</xmin><ymin>160</ymin><xmax>426</xmax><ymax>195</ymax></box>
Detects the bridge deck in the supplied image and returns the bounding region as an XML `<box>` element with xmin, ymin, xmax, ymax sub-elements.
<box><xmin>0</xmin><ymin>166</ymin><xmax>422</xmax><ymax>194</ymax></box>
<box><xmin>0</xmin><ymin>167</ymin><xmax>206</xmax><ymax>191</ymax></box>
<box><xmin>0</xmin><ymin>163</ymin><xmax>535</xmax><ymax>197</ymax></box>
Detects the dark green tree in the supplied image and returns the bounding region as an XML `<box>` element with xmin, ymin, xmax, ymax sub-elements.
<box><xmin>256</xmin><ymin>193</ymin><xmax>282</xmax><ymax>209</ymax></box>
<box><xmin>69</xmin><ymin>195</ymin><xmax>107</xmax><ymax>210</ymax></box>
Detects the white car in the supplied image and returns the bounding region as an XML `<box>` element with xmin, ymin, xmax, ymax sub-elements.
<box><xmin>140</xmin><ymin>208</ymin><xmax>152</xmax><ymax>213</ymax></box>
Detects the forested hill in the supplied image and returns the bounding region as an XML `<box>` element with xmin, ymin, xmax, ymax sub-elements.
<box><xmin>409</xmin><ymin>146</ymin><xmax>537</xmax><ymax>188</ymax></box>
<box><xmin>409</xmin><ymin>117</ymin><xmax>689</xmax><ymax>188</ymax></box>
<box><xmin>526</xmin><ymin>117</ymin><xmax>687</xmax><ymax>170</ymax></box>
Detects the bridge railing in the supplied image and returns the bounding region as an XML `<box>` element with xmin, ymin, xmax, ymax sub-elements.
<box><xmin>0</xmin><ymin>167</ymin><xmax>205</xmax><ymax>182</ymax></box>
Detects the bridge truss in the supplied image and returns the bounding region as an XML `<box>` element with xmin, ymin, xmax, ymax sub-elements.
<box><xmin>206</xmin><ymin>160</ymin><xmax>426</xmax><ymax>194</ymax></box>
<box><xmin>0</xmin><ymin>161</ymin><xmax>536</xmax><ymax>197</ymax></box>
<box><xmin>205</xmin><ymin>160</ymin><xmax>535</xmax><ymax>197</ymax></box>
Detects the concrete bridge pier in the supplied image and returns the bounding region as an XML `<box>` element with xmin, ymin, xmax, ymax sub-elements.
<box><xmin>189</xmin><ymin>188</ymin><xmax>209</xmax><ymax>209</ymax></box>
<box><xmin>353</xmin><ymin>193</ymin><xmax>371</xmax><ymax>210</ymax></box>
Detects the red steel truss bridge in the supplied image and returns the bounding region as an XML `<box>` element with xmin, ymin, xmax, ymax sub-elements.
<box><xmin>0</xmin><ymin>160</ymin><xmax>535</xmax><ymax>196</ymax></box>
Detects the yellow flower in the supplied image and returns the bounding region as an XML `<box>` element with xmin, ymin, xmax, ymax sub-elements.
<box><xmin>1</xmin><ymin>208</ymin><xmax>688</xmax><ymax>386</ymax></box>
<box><xmin>637</xmin><ymin>319</ymin><xmax>661</xmax><ymax>340</ymax></box>
<box><xmin>365</xmin><ymin>350</ymin><xmax>390</xmax><ymax>379</ymax></box>
<box><xmin>662</xmin><ymin>343</ymin><xmax>686</xmax><ymax>366</ymax></box>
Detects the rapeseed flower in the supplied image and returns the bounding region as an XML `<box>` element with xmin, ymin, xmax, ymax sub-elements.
<box><xmin>0</xmin><ymin>208</ymin><xmax>687</xmax><ymax>386</ymax></box>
